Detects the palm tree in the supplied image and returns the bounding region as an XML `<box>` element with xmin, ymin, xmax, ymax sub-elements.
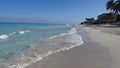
<box><xmin>115</xmin><ymin>0</ymin><xmax>120</xmax><ymax>14</ymax></box>
<box><xmin>114</xmin><ymin>0</ymin><xmax>120</xmax><ymax>21</ymax></box>
<box><xmin>106</xmin><ymin>0</ymin><xmax>120</xmax><ymax>14</ymax></box>
<box><xmin>113</xmin><ymin>4</ymin><xmax>119</xmax><ymax>14</ymax></box>
<box><xmin>106</xmin><ymin>0</ymin><xmax>115</xmax><ymax>13</ymax></box>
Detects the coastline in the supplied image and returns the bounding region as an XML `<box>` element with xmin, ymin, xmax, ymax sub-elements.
<box><xmin>25</xmin><ymin>25</ymin><xmax>120</xmax><ymax>68</ymax></box>
<box><xmin>0</xmin><ymin>24</ymin><xmax>77</xmax><ymax>68</ymax></box>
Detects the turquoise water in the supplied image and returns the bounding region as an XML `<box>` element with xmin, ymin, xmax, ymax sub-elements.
<box><xmin>0</xmin><ymin>23</ymin><xmax>84</xmax><ymax>68</ymax></box>
<box><xmin>0</xmin><ymin>23</ymin><xmax>72</xmax><ymax>61</ymax></box>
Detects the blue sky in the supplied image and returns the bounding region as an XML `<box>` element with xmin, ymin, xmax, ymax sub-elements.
<box><xmin>0</xmin><ymin>0</ymin><xmax>108</xmax><ymax>24</ymax></box>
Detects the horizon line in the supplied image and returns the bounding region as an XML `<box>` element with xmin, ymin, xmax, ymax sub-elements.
<box><xmin>0</xmin><ymin>18</ymin><xmax>79</xmax><ymax>24</ymax></box>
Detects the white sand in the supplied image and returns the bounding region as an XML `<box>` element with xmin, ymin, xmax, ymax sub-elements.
<box><xmin>82</xmin><ymin>26</ymin><xmax>120</xmax><ymax>68</ymax></box>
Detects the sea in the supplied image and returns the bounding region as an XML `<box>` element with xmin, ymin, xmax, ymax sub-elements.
<box><xmin>0</xmin><ymin>23</ymin><xmax>84</xmax><ymax>68</ymax></box>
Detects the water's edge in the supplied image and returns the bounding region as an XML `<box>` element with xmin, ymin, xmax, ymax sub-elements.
<box><xmin>1</xmin><ymin>26</ymin><xmax>84</xmax><ymax>68</ymax></box>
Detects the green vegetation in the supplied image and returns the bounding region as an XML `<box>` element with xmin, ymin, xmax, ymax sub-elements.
<box><xmin>81</xmin><ymin>0</ymin><xmax>120</xmax><ymax>25</ymax></box>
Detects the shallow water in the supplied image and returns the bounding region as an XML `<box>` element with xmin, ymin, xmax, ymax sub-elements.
<box><xmin>0</xmin><ymin>23</ymin><xmax>84</xmax><ymax>68</ymax></box>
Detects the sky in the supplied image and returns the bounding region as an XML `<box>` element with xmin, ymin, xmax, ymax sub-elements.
<box><xmin>0</xmin><ymin>0</ymin><xmax>108</xmax><ymax>24</ymax></box>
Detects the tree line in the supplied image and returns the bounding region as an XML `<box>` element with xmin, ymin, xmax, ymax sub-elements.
<box><xmin>81</xmin><ymin>0</ymin><xmax>120</xmax><ymax>25</ymax></box>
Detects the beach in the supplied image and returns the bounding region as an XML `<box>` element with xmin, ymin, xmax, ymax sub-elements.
<box><xmin>25</xmin><ymin>25</ymin><xmax>120</xmax><ymax>68</ymax></box>
<box><xmin>1</xmin><ymin>0</ymin><xmax>120</xmax><ymax>68</ymax></box>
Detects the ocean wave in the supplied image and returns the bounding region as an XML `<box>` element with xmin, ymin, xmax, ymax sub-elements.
<box><xmin>18</xmin><ymin>30</ymin><xmax>30</xmax><ymax>35</ymax></box>
<box><xmin>48</xmin><ymin>27</ymin><xmax>76</xmax><ymax>39</ymax></box>
<box><xmin>9</xmin><ymin>32</ymin><xmax>16</xmax><ymax>36</ymax></box>
<box><xmin>9</xmin><ymin>30</ymin><xmax>31</xmax><ymax>35</ymax></box>
<box><xmin>0</xmin><ymin>30</ymin><xmax>30</xmax><ymax>41</ymax></box>
<box><xmin>0</xmin><ymin>27</ymin><xmax>84</xmax><ymax>68</ymax></box>
<box><xmin>0</xmin><ymin>34</ymin><xmax>9</xmax><ymax>40</ymax></box>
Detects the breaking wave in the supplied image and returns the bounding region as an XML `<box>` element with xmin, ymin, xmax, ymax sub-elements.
<box><xmin>0</xmin><ymin>35</ymin><xmax>9</xmax><ymax>40</ymax></box>
<box><xmin>0</xmin><ymin>30</ymin><xmax>31</xmax><ymax>41</ymax></box>
<box><xmin>18</xmin><ymin>30</ymin><xmax>30</xmax><ymax>35</ymax></box>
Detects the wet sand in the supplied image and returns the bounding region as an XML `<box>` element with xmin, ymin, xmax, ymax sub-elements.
<box><xmin>25</xmin><ymin>25</ymin><xmax>120</xmax><ymax>68</ymax></box>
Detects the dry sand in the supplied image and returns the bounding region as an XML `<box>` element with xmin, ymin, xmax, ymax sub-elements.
<box><xmin>25</xmin><ymin>25</ymin><xmax>120</xmax><ymax>68</ymax></box>
<box><xmin>82</xmin><ymin>25</ymin><xmax>120</xmax><ymax>68</ymax></box>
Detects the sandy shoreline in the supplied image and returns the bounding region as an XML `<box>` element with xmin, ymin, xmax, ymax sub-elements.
<box><xmin>25</xmin><ymin>25</ymin><xmax>120</xmax><ymax>68</ymax></box>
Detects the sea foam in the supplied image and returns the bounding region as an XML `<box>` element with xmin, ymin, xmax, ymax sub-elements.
<box><xmin>18</xmin><ymin>30</ymin><xmax>30</xmax><ymax>35</ymax></box>
<box><xmin>0</xmin><ymin>34</ymin><xmax>9</xmax><ymax>40</ymax></box>
<box><xmin>0</xmin><ymin>30</ymin><xmax>30</xmax><ymax>40</ymax></box>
